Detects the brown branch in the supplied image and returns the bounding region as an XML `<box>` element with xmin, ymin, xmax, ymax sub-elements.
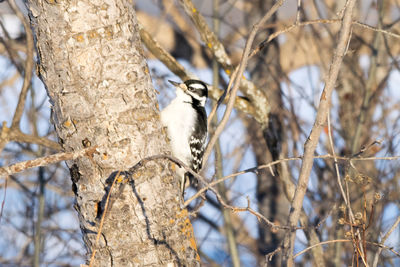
<box><xmin>251</xmin><ymin>19</ymin><xmax>400</xmax><ymax>60</ymax></box>
<box><xmin>0</xmin><ymin>175</ymin><xmax>8</xmax><ymax>223</ymax></box>
<box><xmin>126</xmin><ymin>154</ymin><xmax>286</xmax><ymax>230</ymax></box>
<box><xmin>0</xmin><ymin>146</ymin><xmax>97</xmax><ymax>178</ymax></box>
<box><xmin>0</xmin><ymin>121</ymin><xmax>10</xmax><ymax>155</ymax></box>
<box><xmin>138</xmin><ymin>24</ymin><xmax>257</xmax><ymax>120</ymax></box>
<box><xmin>0</xmin><ymin>20</ymin><xmax>24</xmax><ymax>74</ymax></box>
<box><xmin>8</xmin><ymin>0</ymin><xmax>34</xmax><ymax>128</ymax></box>
<box><xmin>372</xmin><ymin>216</ymin><xmax>400</xmax><ymax>266</ymax></box>
<box><xmin>281</xmin><ymin>0</ymin><xmax>358</xmax><ymax>264</ymax></box>
<box><xmin>185</xmin><ymin>153</ymin><xmax>400</xmax><ymax>207</ymax></box>
<box><xmin>178</xmin><ymin>0</ymin><xmax>271</xmax><ymax>125</ymax></box>
<box><xmin>367</xmin><ymin>241</ymin><xmax>400</xmax><ymax>259</ymax></box>
<box><xmin>293</xmin><ymin>239</ymin><xmax>351</xmax><ymax>259</ymax></box>
<box><xmin>0</xmin><ymin>69</ymin><xmax>20</xmax><ymax>89</ymax></box>
<box><xmin>9</xmin><ymin>128</ymin><xmax>61</xmax><ymax>151</ymax></box>
<box><xmin>354</xmin><ymin>21</ymin><xmax>400</xmax><ymax>40</ymax></box>
<box><xmin>88</xmin><ymin>170</ymin><xmax>121</xmax><ymax>267</ymax></box>
<box><xmin>0</xmin><ymin>122</ymin><xmax>61</xmax><ymax>154</ymax></box>
<box><xmin>250</xmin><ymin>19</ymin><xmax>341</xmax><ymax>58</ymax></box>
<box><xmin>202</xmin><ymin>0</ymin><xmax>286</xmax><ymax>166</ymax></box>
<box><xmin>139</xmin><ymin>25</ymin><xmax>190</xmax><ymax>81</ymax></box>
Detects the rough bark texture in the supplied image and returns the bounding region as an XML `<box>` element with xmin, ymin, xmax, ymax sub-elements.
<box><xmin>27</xmin><ymin>0</ymin><xmax>199</xmax><ymax>266</ymax></box>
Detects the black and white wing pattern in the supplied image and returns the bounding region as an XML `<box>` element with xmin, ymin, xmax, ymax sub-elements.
<box><xmin>187</xmin><ymin>106</ymin><xmax>207</xmax><ymax>187</ymax></box>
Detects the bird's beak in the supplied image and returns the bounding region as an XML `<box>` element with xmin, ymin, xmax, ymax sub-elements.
<box><xmin>168</xmin><ymin>80</ymin><xmax>187</xmax><ymax>91</ymax></box>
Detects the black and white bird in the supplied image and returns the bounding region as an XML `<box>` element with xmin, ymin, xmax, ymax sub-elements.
<box><xmin>161</xmin><ymin>79</ymin><xmax>208</xmax><ymax>195</ymax></box>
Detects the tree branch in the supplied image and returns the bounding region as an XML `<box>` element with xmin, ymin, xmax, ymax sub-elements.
<box><xmin>9</xmin><ymin>0</ymin><xmax>34</xmax><ymax>128</ymax></box>
<box><xmin>202</xmin><ymin>0</ymin><xmax>286</xmax><ymax>165</ymax></box>
<box><xmin>281</xmin><ymin>0</ymin><xmax>358</xmax><ymax>265</ymax></box>
<box><xmin>178</xmin><ymin>0</ymin><xmax>272</xmax><ymax>125</ymax></box>
<box><xmin>0</xmin><ymin>147</ymin><xmax>97</xmax><ymax>178</ymax></box>
<box><xmin>138</xmin><ymin>24</ymin><xmax>257</xmax><ymax>120</ymax></box>
<box><xmin>372</xmin><ymin>215</ymin><xmax>400</xmax><ymax>267</ymax></box>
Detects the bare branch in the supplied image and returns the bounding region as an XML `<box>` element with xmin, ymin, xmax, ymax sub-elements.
<box><xmin>138</xmin><ymin>24</ymin><xmax>257</xmax><ymax>119</ymax></box>
<box><xmin>9</xmin><ymin>127</ymin><xmax>61</xmax><ymax>151</ymax></box>
<box><xmin>126</xmin><ymin>154</ymin><xmax>286</xmax><ymax>230</ymax></box>
<box><xmin>202</xmin><ymin>0</ymin><xmax>286</xmax><ymax>165</ymax></box>
<box><xmin>0</xmin><ymin>175</ymin><xmax>8</xmax><ymax>223</ymax></box>
<box><xmin>8</xmin><ymin>0</ymin><xmax>34</xmax><ymax>128</ymax></box>
<box><xmin>0</xmin><ymin>147</ymin><xmax>98</xmax><ymax>178</ymax></box>
<box><xmin>178</xmin><ymin>0</ymin><xmax>272</xmax><ymax>124</ymax></box>
<box><xmin>294</xmin><ymin>239</ymin><xmax>351</xmax><ymax>259</ymax></box>
<box><xmin>282</xmin><ymin>0</ymin><xmax>358</xmax><ymax>265</ymax></box>
<box><xmin>88</xmin><ymin>170</ymin><xmax>121</xmax><ymax>267</ymax></box>
<box><xmin>0</xmin><ymin>122</ymin><xmax>61</xmax><ymax>153</ymax></box>
<box><xmin>139</xmin><ymin>25</ymin><xmax>190</xmax><ymax>81</ymax></box>
<box><xmin>372</xmin><ymin>216</ymin><xmax>400</xmax><ymax>267</ymax></box>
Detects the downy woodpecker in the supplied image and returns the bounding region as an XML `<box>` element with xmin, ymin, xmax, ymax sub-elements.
<box><xmin>161</xmin><ymin>79</ymin><xmax>208</xmax><ymax>195</ymax></box>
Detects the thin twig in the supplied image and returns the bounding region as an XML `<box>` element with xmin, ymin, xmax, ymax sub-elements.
<box><xmin>0</xmin><ymin>146</ymin><xmax>98</xmax><ymax>178</ymax></box>
<box><xmin>250</xmin><ymin>19</ymin><xmax>400</xmax><ymax>61</ymax></box>
<box><xmin>0</xmin><ymin>121</ymin><xmax>10</xmax><ymax>155</ymax></box>
<box><xmin>88</xmin><ymin>170</ymin><xmax>121</xmax><ymax>267</ymax></box>
<box><xmin>0</xmin><ymin>175</ymin><xmax>8</xmax><ymax>223</ymax></box>
<box><xmin>9</xmin><ymin>127</ymin><xmax>61</xmax><ymax>151</ymax></box>
<box><xmin>125</xmin><ymin>154</ymin><xmax>286</xmax><ymax>230</ymax></box>
<box><xmin>138</xmin><ymin>24</ymin><xmax>257</xmax><ymax>121</ymax></box>
<box><xmin>178</xmin><ymin>0</ymin><xmax>271</xmax><ymax>124</ymax></box>
<box><xmin>327</xmin><ymin>110</ymin><xmax>350</xmax><ymax>208</ymax></box>
<box><xmin>8</xmin><ymin>0</ymin><xmax>34</xmax><ymax>128</ymax></box>
<box><xmin>282</xmin><ymin>0</ymin><xmax>358</xmax><ymax>265</ymax></box>
<box><xmin>294</xmin><ymin>239</ymin><xmax>351</xmax><ymax>259</ymax></box>
<box><xmin>295</xmin><ymin>0</ymin><xmax>302</xmax><ymax>24</ymax></box>
<box><xmin>202</xmin><ymin>0</ymin><xmax>286</xmax><ymax>165</ymax></box>
<box><xmin>185</xmin><ymin>157</ymin><xmax>300</xmax><ymax>206</ymax></box>
<box><xmin>0</xmin><ymin>20</ymin><xmax>24</xmax><ymax>74</ymax></box>
<box><xmin>206</xmin><ymin>67</ymin><xmax>238</xmax><ymax>129</ymax></box>
<box><xmin>367</xmin><ymin>241</ymin><xmax>400</xmax><ymax>258</ymax></box>
<box><xmin>185</xmin><ymin>153</ymin><xmax>400</xmax><ymax>207</ymax></box>
<box><xmin>372</xmin><ymin>216</ymin><xmax>400</xmax><ymax>267</ymax></box>
<box><xmin>353</xmin><ymin>21</ymin><xmax>400</xmax><ymax>39</ymax></box>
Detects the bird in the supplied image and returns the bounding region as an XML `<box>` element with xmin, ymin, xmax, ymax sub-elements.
<box><xmin>160</xmin><ymin>79</ymin><xmax>208</xmax><ymax>196</ymax></box>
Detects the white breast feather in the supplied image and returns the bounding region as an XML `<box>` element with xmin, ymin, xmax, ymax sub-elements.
<box><xmin>161</xmin><ymin>94</ymin><xmax>196</xmax><ymax>170</ymax></box>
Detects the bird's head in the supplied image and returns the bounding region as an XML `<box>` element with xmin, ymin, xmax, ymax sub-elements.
<box><xmin>169</xmin><ymin>79</ymin><xmax>208</xmax><ymax>107</ymax></box>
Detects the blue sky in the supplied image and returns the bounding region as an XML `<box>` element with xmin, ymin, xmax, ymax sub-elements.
<box><xmin>1</xmin><ymin>5</ymin><xmax>400</xmax><ymax>266</ymax></box>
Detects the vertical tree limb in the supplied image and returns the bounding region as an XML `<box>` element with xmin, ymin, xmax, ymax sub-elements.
<box><xmin>211</xmin><ymin>1</ymin><xmax>241</xmax><ymax>265</ymax></box>
<box><xmin>281</xmin><ymin>0</ymin><xmax>357</xmax><ymax>265</ymax></box>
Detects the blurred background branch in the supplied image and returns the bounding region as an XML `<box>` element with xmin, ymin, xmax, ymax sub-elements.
<box><xmin>1</xmin><ymin>0</ymin><xmax>400</xmax><ymax>266</ymax></box>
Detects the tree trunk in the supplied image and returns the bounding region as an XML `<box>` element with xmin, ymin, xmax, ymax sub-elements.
<box><xmin>27</xmin><ymin>0</ymin><xmax>199</xmax><ymax>265</ymax></box>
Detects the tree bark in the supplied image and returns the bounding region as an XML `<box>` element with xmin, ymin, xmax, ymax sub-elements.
<box><xmin>27</xmin><ymin>0</ymin><xmax>199</xmax><ymax>266</ymax></box>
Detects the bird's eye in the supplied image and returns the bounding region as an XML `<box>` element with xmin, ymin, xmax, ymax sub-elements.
<box><xmin>188</xmin><ymin>86</ymin><xmax>195</xmax><ymax>91</ymax></box>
